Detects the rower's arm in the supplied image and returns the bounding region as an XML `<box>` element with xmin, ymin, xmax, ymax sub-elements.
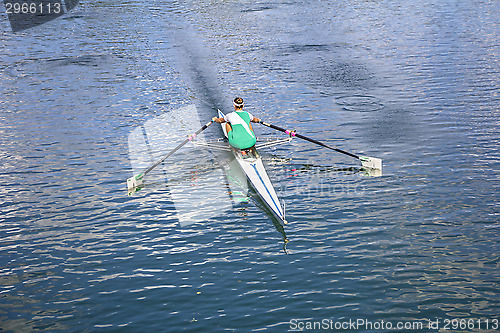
<box><xmin>212</xmin><ymin>117</ymin><xmax>226</xmax><ymax>123</ymax></box>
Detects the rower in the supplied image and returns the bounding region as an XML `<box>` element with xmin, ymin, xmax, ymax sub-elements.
<box><xmin>212</xmin><ymin>97</ymin><xmax>261</xmax><ymax>152</ymax></box>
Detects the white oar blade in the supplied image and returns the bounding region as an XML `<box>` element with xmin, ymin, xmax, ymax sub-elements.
<box><xmin>127</xmin><ymin>173</ymin><xmax>144</xmax><ymax>190</ymax></box>
<box><xmin>360</xmin><ymin>156</ymin><xmax>382</xmax><ymax>170</ymax></box>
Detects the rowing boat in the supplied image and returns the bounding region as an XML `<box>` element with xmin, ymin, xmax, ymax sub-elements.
<box><xmin>126</xmin><ymin>106</ymin><xmax>382</xmax><ymax>226</ymax></box>
<box><xmin>218</xmin><ymin>110</ymin><xmax>287</xmax><ymax>225</ymax></box>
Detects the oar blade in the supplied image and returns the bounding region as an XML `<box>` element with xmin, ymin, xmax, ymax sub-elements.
<box><xmin>127</xmin><ymin>173</ymin><xmax>144</xmax><ymax>190</ymax></box>
<box><xmin>359</xmin><ymin>156</ymin><xmax>382</xmax><ymax>170</ymax></box>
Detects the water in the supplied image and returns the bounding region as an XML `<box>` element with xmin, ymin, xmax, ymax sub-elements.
<box><xmin>1</xmin><ymin>0</ymin><xmax>499</xmax><ymax>331</ymax></box>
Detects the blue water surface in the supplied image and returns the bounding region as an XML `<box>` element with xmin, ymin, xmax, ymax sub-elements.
<box><xmin>0</xmin><ymin>1</ymin><xmax>498</xmax><ymax>332</ymax></box>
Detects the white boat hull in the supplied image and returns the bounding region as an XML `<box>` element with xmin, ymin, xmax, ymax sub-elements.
<box><xmin>218</xmin><ymin>110</ymin><xmax>286</xmax><ymax>224</ymax></box>
<box><xmin>237</xmin><ymin>156</ymin><xmax>286</xmax><ymax>223</ymax></box>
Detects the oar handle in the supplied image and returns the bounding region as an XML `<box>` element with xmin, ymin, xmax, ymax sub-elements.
<box><xmin>260</xmin><ymin>121</ymin><xmax>360</xmax><ymax>160</ymax></box>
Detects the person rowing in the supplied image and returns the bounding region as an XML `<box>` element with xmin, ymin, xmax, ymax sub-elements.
<box><xmin>212</xmin><ymin>97</ymin><xmax>261</xmax><ymax>150</ymax></box>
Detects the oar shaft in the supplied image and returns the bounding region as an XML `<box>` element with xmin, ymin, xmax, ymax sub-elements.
<box><xmin>127</xmin><ymin>119</ymin><xmax>214</xmax><ymax>190</ymax></box>
<box><xmin>143</xmin><ymin>120</ymin><xmax>213</xmax><ymax>177</ymax></box>
<box><xmin>294</xmin><ymin>133</ymin><xmax>359</xmax><ymax>159</ymax></box>
<box><xmin>260</xmin><ymin>121</ymin><xmax>359</xmax><ymax>159</ymax></box>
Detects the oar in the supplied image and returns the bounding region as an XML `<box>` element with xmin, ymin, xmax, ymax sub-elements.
<box><xmin>259</xmin><ymin>121</ymin><xmax>382</xmax><ymax>170</ymax></box>
<box><xmin>127</xmin><ymin>120</ymin><xmax>214</xmax><ymax>190</ymax></box>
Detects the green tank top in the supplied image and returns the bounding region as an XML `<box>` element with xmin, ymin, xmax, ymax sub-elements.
<box><xmin>227</xmin><ymin>111</ymin><xmax>257</xmax><ymax>150</ymax></box>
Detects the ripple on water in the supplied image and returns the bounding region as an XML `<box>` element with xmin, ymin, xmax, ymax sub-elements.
<box><xmin>334</xmin><ymin>94</ymin><xmax>385</xmax><ymax>112</ymax></box>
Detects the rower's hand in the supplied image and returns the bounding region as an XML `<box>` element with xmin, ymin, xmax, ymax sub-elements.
<box><xmin>212</xmin><ymin>117</ymin><xmax>219</xmax><ymax>123</ymax></box>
